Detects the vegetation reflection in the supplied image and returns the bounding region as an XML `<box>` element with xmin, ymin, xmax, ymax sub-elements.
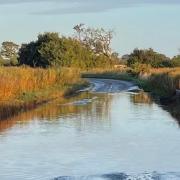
<box><xmin>0</xmin><ymin>92</ymin><xmax>113</xmax><ymax>134</ymax></box>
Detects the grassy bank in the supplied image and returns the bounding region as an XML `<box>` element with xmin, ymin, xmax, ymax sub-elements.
<box><xmin>0</xmin><ymin>67</ymin><xmax>89</xmax><ymax>120</ymax></box>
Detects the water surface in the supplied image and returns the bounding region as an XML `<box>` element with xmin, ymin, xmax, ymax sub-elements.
<box><xmin>0</xmin><ymin>83</ymin><xmax>180</xmax><ymax>179</ymax></box>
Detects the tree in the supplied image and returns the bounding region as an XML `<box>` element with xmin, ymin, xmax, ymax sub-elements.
<box><xmin>0</xmin><ymin>41</ymin><xmax>19</xmax><ymax>60</ymax></box>
<box><xmin>19</xmin><ymin>32</ymin><xmax>66</xmax><ymax>68</ymax></box>
<box><xmin>127</xmin><ymin>48</ymin><xmax>170</xmax><ymax>68</ymax></box>
<box><xmin>73</xmin><ymin>24</ymin><xmax>114</xmax><ymax>57</ymax></box>
<box><xmin>0</xmin><ymin>41</ymin><xmax>19</xmax><ymax>65</ymax></box>
<box><xmin>18</xmin><ymin>32</ymin><xmax>113</xmax><ymax>68</ymax></box>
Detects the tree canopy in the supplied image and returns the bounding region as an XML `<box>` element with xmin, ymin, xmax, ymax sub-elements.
<box><xmin>127</xmin><ymin>48</ymin><xmax>171</xmax><ymax>68</ymax></box>
<box><xmin>18</xmin><ymin>32</ymin><xmax>114</xmax><ymax>68</ymax></box>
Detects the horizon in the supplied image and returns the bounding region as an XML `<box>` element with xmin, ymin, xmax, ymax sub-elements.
<box><xmin>0</xmin><ymin>0</ymin><xmax>180</xmax><ymax>57</ymax></box>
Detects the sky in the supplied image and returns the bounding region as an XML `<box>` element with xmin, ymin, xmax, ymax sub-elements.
<box><xmin>0</xmin><ymin>0</ymin><xmax>180</xmax><ymax>57</ymax></box>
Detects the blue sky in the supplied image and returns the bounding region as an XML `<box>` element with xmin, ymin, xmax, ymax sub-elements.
<box><xmin>0</xmin><ymin>0</ymin><xmax>180</xmax><ymax>57</ymax></box>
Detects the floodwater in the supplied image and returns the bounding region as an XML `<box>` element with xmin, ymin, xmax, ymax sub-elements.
<box><xmin>0</xmin><ymin>79</ymin><xmax>180</xmax><ymax>180</ymax></box>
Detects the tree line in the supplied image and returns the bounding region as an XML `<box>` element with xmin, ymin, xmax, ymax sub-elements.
<box><xmin>125</xmin><ymin>48</ymin><xmax>180</xmax><ymax>68</ymax></box>
<box><xmin>0</xmin><ymin>25</ymin><xmax>118</xmax><ymax>68</ymax></box>
<box><xmin>0</xmin><ymin>24</ymin><xmax>179</xmax><ymax>68</ymax></box>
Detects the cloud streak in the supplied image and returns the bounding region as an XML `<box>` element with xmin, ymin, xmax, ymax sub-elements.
<box><xmin>0</xmin><ymin>0</ymin><xmax>180</xmax><ymax>15</ymax></box>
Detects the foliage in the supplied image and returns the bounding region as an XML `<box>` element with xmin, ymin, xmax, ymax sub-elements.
<box><xmin>0</xmin><ymin>41</ymin><xmax>19</xmax><ymax>66</ymax></box>
<box><xmin>131</xmin><ymin>63</ymin><xmax>151</xmax><ymax>75</ymax></box>
<box><xmin>0</xmin><ymin>55</ymin><xmax>5</xmax><ymax>66</ymax></box>
<box><xmin>10</xmin><ymin>55</ymin><xmax>19</xmax><ymax>66</ymax></box>
<box><xmin>18</xmin><ymin>32</ymin><xmax>114</xmax><ymax>68</ymax></box>
<box><xmin>127</xmin><ymin>48</ymin><xmax>171</xmax><ymax>68</ymax></box>
<box><xmin>171</xmin><ymin>55</ymin><xmax>180</xmax><ymax>67</ymax></box>
<box><xmin>0</xmin><ymin>41</ymin><xmax>19</xmax><ymax>59</ymax></box>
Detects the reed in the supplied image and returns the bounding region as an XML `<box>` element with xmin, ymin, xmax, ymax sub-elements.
<box><xmin>148</xmin><ymin>74</ymin><xmax>176</xmax><ymax>97</ymax></box>
<box><xmin>0</xmin><ymin>66</ymin><xmax>88</xmax><ymax>120</ymax></box>
<box><xmin>0</xmin><ymin>67</ymin><xmax>84</xmax><ymax>101</ymax></box>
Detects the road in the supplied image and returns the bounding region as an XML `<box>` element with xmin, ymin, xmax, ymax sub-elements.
<box><xmin>87</xmin><ymin>78</ymin><xmax>140</xmax><ymax>93</ymax></box>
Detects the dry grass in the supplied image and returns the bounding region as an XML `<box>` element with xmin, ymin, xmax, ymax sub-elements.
<box><xmin>149</xmin><ymin>67</ymin><xmax>180</xmax><ymax>89</ymax></box>
<box><xmin>148</xmin><ymin>74</ymin><xmax>176</xmax><ymax>97</ymax></box>
<box><xmin>0</xmin><ymin>67</ymin><xmax>83</xmax><ymax>101</ymax></box>
<box><xmin>149</xmin><ymin>67</ymin><xmax>180</xmax><ymax>77</ymax></box>
<box><xmin>0</xmin><ymin>67</ymin><xmax>87</xmax><ymax>120</ymax></box>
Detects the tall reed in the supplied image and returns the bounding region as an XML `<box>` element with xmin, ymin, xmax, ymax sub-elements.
<box><xmin>0</xmin><ymin>67</ymin><xmax>82</xmax><ymax>101</ymax></box>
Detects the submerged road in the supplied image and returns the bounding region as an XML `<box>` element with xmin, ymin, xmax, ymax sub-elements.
<box><xmin>87</xmin><ymin>78</ymin><xmax>140</xmax><ymax>93</ymax></box>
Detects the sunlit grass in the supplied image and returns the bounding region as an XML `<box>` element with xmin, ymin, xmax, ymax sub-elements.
<box><xmin>0</xmin><ymin>67</ymin><xmax>84</xmax><ymax>101</ymax></box>
<box><xmin>0</xmin><ymin>66</ymin><xmax>88</xmax><ymax>119</ymax></box>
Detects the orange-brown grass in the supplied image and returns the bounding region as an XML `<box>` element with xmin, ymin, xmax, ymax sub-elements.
<box><xmin>0</xmin><ymin>67</ymin><xmax>87</xmax><ymax>120</ymax></box>
<box><xmin>0</xmin><ymin>67</ymin><xmax>83</xmax><ymax>101</ymax></box>
<box><xmin>149</xmin><ymin>67</ymin><xmax>180</xmax><ymax>76</ymax></box>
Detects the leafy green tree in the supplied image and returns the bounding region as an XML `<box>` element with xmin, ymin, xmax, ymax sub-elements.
<box><xmin>18</xmin><ymin>32</ymin><xmax>114</xmax><ymax>68</ymax></box>
<box><xmin>19</xmin><ymin>33</ymin><xmax>66</xmax><ymax>67</ymax></box>
<box><xmin>127</xmin><ymin>48</ymin><xmax>170</xmax><ymax>68</ymax></box>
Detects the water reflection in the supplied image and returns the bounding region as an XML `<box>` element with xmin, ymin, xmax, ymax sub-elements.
<box><xmin>130</xmin><ymin>92</ymin><xmax>153</xmax><ymax>105</ymax></box>
<box><xmin>0</xmin><ymin>92</ymin><xmax>113</xmax><ymax>134</ymax></box>
<box><xmin>0</xmin><ymin>92</ymin><xmax>180</xmax><ymax>180</ymax></box>
<box><xmin>1</xmin><ymin>91</ymin><xmax>180</xmax><ymax>135</ymax></box>
<box><xmin>161</xmin><ymin>98</ymin><xmax>180</xmax><ymax>125</ymax></box>
<box><xmin>130</xmin><ymin>92</ymin><xmax>180</xmax><ymax>125</ymax></box>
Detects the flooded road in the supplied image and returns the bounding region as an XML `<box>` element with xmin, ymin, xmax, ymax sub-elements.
<box><xmin>0</xmin><ymin>79</ymin><xmax>180</xmax><ymax>180</ymax></box>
